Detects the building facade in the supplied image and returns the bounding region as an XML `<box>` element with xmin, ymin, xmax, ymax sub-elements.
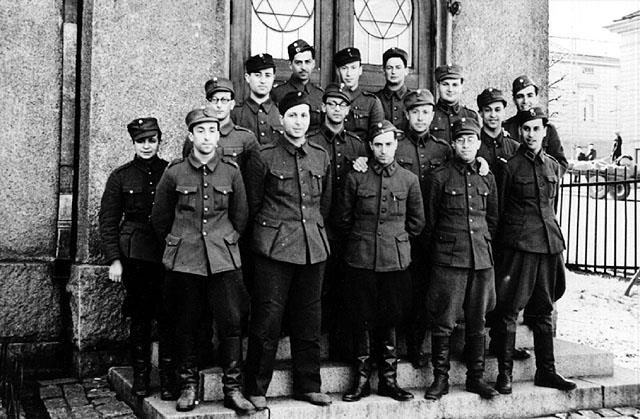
<box><xmin>0</xmin><ymin>0</ymin><xmax>550</xmax><ymax>376</ymax></box>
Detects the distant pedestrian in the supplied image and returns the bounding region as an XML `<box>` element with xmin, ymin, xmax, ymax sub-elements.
<box><xmin>586</xmin><ymin>143</ymin><xmax>597</xmax><ymax>161</ymax></box>
<box><xmin>611</xmin><ymin>132</ymin><xmax>622</xmax><ymax>162</ymax></box>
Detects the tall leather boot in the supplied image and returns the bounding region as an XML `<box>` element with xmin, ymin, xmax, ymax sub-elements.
<box><xmin>130</xmin><ymin>319</ymin><xmax>151</xmax><ymax>398</ymax></box>
<box><xmin>406</xmin><ymin>324</ymin><xmax>429</xmax><ymax>368</ymax></box>
<box><xmin>533</xmin><ymin>332</ymin><xmax>576</xmax><ymax>391</ymax></box>
<box><xmin>425</xmin><ymin>335</ymin><xmax>450</xmax><ymax>400</ymax></box>
<box><xmin>343</xmin><ymin>329</ymin><xmax>372</xmax><ymax>402</ymax></box>
<box><xmin>221</xmin><ymin>337</ymin><xmax>255</xmax><ymax>414</ymax></box>
<box><xmin>159</xmin><ymin>357</ymin><xmax>177</xmax><ymax>400</ymax></box>
<box><xmin>377</xmin><ymin>327</ymin><xmax>414</xmax><ymax>401</ymax></box>
<box><xmin>465</xmin><ymin>335</ymin><xmax>498</xmax><ymax>399</ymax></box>
<box><xmin>176</xmin><ymin>357</ymin><xmax>199</xmax><ymax>412</ymax></box>
<box><xmin>494</xmin><ymin>332</ymin><xmax>515</xmax><ymax>394</ymax></box>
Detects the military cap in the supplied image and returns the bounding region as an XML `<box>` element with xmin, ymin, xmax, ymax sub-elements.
<box><xmin>278</xmin><ymin>91</ymin><xmax>310</xmax><ymax>115</ymax></box>
<box><xmin>435</xmin><ymin>64</ymin><xmax>464</xmax><ymax>82</ymax></box>
<box><xmin>185</xmin><ymin>105</ymin><xmax>219</xmax><ymax>130</ymax></box>
<box><xmin>322</xmin><ymin>82</ymin><xmax>352</xmax><ymax>104</ymax></box>
<box><xmin>334</xmin><ymin>47</ymin><xmax>361</xmax><ymax>67</ymax></box>
<box><xmin>204</xmin><ymin>77</ymin><xmax>235</xmax><ymax>100</ymax></box>
<box><xmin>245</xmin><ymin>53</ymin><xmax>276</xmax><ymax>73</ymax></box>
<box><xmin>512</xmin><ymin>75</ymin><xmax>539</xmax><ymax>95</ymax></box>
<box><xmin>371</xmin><ymin>120</ymin><xmax>401</xmax><ymax>140</ymax></box>
<box><xmin>452</xmin><ymin>117</ymin><xmax>481</xmax><ymax>138</ymax></box>
<box><xmin>288</xmin><ymin>39</ymin><xmax>315</xmax><ymax>61</ymax></box>
<box><xmin>127</xmin><ymin>117</ymin><xmax>161</xmax><ymax>141</ymax></box>
<box><xmin>517</xmin><ymin>106</ymin><xmax>548</xmax><ymax>126</ymax></box>
<box><xmin>403</xmin><ymin>88</ymin><xmax>435</xmax><ymax>110</ymax></box>
<box><xmin>477</xmin><ymin>87</ymin><xmax>507</xmax><ymax>109</ymax></box>
<box><xmin>382</xmin><ymin>47</ymin><xmax>408</xmax><ymax>67</ymax></box>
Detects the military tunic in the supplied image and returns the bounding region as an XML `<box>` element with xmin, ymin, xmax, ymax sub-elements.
<box><xmin>396</xmin><ymin>130</ymin><xmax>452</xmax><ymax>195</ymax></box>
<box><xmin>231</xmin><ymin>97</ymin><xmax>283</xmax><ymax>145</ymax></box>
<box><xmin>343</xmin><ymin>87</ymin><xmax>385</xmax><ymax>142</ymax></box>
<box><xmin>503</xmin><ymin>117</ymin><xmax>568</xmax><ymax>173</ymax></box>
<box><xmin>375</xmin><ymin>84</ymin><xmax>410</xmax><ymax>130</ymax></box>
<box><xmin>424</xmin><ymin>158</ymin><xmax>498</xmax><ymax>336</ymax></box>
<box><xmin>430</xmin><ymin>100</ymin><xmax>479</xmax><ymax>143</ymax></box>
<box><xmin>244</xmin><ymin>133</ymin><xmax>332</xmax><ymax>397</ymax></box>
<box><xmin>477</xmin><ymin>128</ymin><xmax>520</xmax><ymax>184</ymax></box>
<box><xmin>272</xmin><ymin>76</ymin><xmax>324</xmax><ymax>131</ymax></box>
<box><xmin>494</xmin><ymin>145</ymin><xmax>566</xmax><ymax>335</ymax></box>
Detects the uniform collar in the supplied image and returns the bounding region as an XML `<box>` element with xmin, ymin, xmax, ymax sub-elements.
<box><xmin>187</xmin><ymin>149</ymin><xmax>220</xmax><ymax>171</ymax></box>
<box><xmin>406</xmin><ymin>129</ymin><xmax>430</xmax><ymax>146</ymax></box>
<box><xmin>320</xmin><ymin>123</ymin><xmax>346</xmax><ymax>144</ymax></box>
<box><xmin>219</xmin><ymin>117</ymin><xmax>235</xmax><ymax>136</ymax></box>
<box><xmin>436</xmin><ymin>99</ymin><xmax>461</xmax><ymax>115</ymax></box>
<box><xmin>382</xmin><ymin>84</ymin><xmax>408</xmax><ymax>100</ymax></box>
<box><xmin>133</xmin><ymin>154</ymin><xmax>162</xmax><ymax>171</ymax></box>
<box><xmin>278</xmin><ymin>133</ymin><xmax>310</xmax><ymax>156</ymax></box>
<box><xmin>453</xmin><ymin>157</ymin><xmax>479</xmax><ymax>175</ymax></box>
<box><xmin>287</xmin><ymin>75</ymin><xmax>311</xmax><ymax>93</ymax></box>
<box><xmin>481</xmin><ymin>128</ymin><xmax>504</xmax><ymax>147</ymax></box>
<box><xmin>349</xmin><ymin>86</ymin><xmax>363</xmax><ymax>100</ymax></box>
<box><xmin>246</xmin><ymin>96</ymin><xmax>275</xmax><ymax>114</ymax></box>
<box><xmin>371</xmin><ymin>159</ymin><xmax>397</xmax><ymax>176</ymax></box>
<box><xmin>518</xmin><ymin>144</ymin><xmax>544</xmax><ymax>162</ymax></box>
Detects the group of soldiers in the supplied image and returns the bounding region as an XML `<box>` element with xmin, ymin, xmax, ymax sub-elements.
<box><xmin>99</xmin><ymin>38</ymin><xmax>576</xmax><ymax>414</ymax></box>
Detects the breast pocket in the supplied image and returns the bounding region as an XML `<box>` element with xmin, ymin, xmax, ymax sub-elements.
<box><xmin>513</xmin><ymin>176</ymin><xmax>536</xmax><ymax>199</ymax></box>
<box><xmin>428</xmin><ymin>158</ymin><xmax>444</xmax><ymax>170</ymax></box>
<box><xmin>477</xmin><ymin>183</ymin><xmax>490</xmax><ymax>210</ymax></box>
<box><xmin>212</xmin><ymin>184</ymin><xmax>233</xmax><ymax>210</ymax></box>
<box><xmin>176</xmin><ymin>185</ymin><xmax>198</xmax><ymax>211</ymax></box>
<box><xmin>544</xmin><ymin>175</ymin><xmax>558</xmax><ymax>199</ymax></box>
<box><xmin>122</xmin><ymin>185</ymin><xmax>144</xmax><ymax>213</ymax></box>
<box><xmin>443</xmin><ymin>185</ymin><xmax>466</xmax><ymax>210</ymax></box>
<box><xmin>222</xmin><ymin>146</ymin><xmax>244</xmax><ymax>162</ymax></box>
<box><xmin>351</xmin><ymin>109</ymin><xmax>370</xmax><ymax>133</ymax></box>
<box><xmin>390</xmin><ymin>190</ymin><xmax>407</xmax><ymax>215</ymax></box>
<box><xmin>309</xmin><ymin>168</ymin><xmax>325</xmax><ymax>197</ymax></box>
<box><xmin>269</xmin><ymin>169</ymin><xmax>295</xmax><ymax>196</ymax></box>
<box><xmin>356</xmin><ymin>187</ymin><xmax>378</xmax><ymax>215</ymax></box>
<box><xmin>397</xmin><ymin>155</ymin><xmax>414</xmax><ymax>171</ymax></box>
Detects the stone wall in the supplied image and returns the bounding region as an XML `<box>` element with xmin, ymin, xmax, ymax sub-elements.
<box><xmin>0</xmin><ymin>0</ymin><xmax>65</xmax><ymax>373</ymax></box>
<box><xmin>451</xmin><ymin>0</ymin><xmax>550</xmax><ymax>118</ymax></box>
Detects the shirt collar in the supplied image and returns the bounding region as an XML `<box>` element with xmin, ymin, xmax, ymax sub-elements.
<box><xmin>187</xmin><ymin>149</ymin><xmax>220</xmax><ymax>171</ymax></box>
<box><xmin>371</xmin><ymin>160</ymin><xmax>397</xmax><ymax>176</ymax></box>
<box><xmin>278</xmin><ymin>134</ymin><xmax>310</xmax><ymax>156</ymax></box>
<box><xmin>246</xmin><ymin>96</ymin><xmax>275</xmax><ymax>114</ymax></box>
<box><xmin>320</xmin><ymin>123</ymin><xmax>346</xmax><ymax>144</ymax></box>
<box><xmin>382</xmin><ymin>84</ymin><xmax>408</xmax><ymax>100</ymax></box>
<box><xmin>436</xmin><ymin>99</ymin><xmax>461</xmax><ymax>115</ymax></box>
<box><xmin>133</xmin><ymin>154</ymin><xmax>161</xmax><ymax>171</ymax></box>
<box><xmin>287</xmin><ymin>76</ymin><xmax>309</xmax><ymax>93</ymax></box>
<box><xmin>453</xmin><ymin>156</ymin><xmax>479</xmax><ymax>175</ymax></box>
<box><xmin>407</xmin><ymin>129</ymin><xmax>430</xmax><ymax>146</ymax></box>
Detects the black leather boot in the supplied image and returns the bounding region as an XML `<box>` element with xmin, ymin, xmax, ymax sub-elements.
<box><xmin>159</xmin><ymin>357</ymin><xmax>177</xmax><ymax>400</ymax></box>
<box><xmin>343</xmin><ymin>329</ymin><xmax>372</xmax><ymax>402</ymax></box>
<box><xmin>376</xmin><ymin>328</ymin><xmax>414</xmax><ymax>401</ymax></box>
<box><xmin>130</xmin><ymin>319</ymin><xmax>151</xmax><ymax>398</ymax></box>
<box><xmin>533</xmin><ymin>332</ymin><xmax>577</xmax><ymax>391</ymax></box>
<box><xmin>494</xmin><ymin>332</ymin><xmax>515</xmax><ymax>394</ymax></box>
<box><xmin>425</xmin><ymin>335</ymin><xmax>450</xmax><ymax>400</ymax></box>
<box><xmin>221</xmin><ymin>337</ymin><xmax>255</xmax><ymax>414</ymax></box>
<box><xmin>176</xmin><ymin>358</ymin><xmax>199</xmax><ymax>412</ymax></box>
<box><xmin>465</xmin><ymin>335</ymin><xmax>498</xmax><ymax>399</ymax></box>
<box><xmin>406</xmin><ymin>324</ymin><xmax>429</xmax><ymax>368</ymax></box>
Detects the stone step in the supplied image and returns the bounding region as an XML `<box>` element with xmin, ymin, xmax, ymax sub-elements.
<box><xmin>151</xmin><ymin>323</ymin><xmax>535</xmax><ymax>366</ymax></box>
<box><xmin>198</xmin><ymin>339</ymin><xmax>611</xmax><ymax>401</ymax></box>
<box><xmin>108</xmin><ymin>365</ymin><xmax>640</xmax><ymax>419</ymax></box>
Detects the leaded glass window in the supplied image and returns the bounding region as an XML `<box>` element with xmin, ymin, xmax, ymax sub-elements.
<box><xmin>353</xmin><ymin>0</ymin><xmax>413</xmax><ymax>66</ymax></box>
<box><xmin>250</xmin><ymin>0</ymin><xmax>315</xmax><ymax>59</ymax></box>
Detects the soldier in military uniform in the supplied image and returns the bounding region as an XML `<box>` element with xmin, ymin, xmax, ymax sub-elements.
<box><xmin>151</xmin><ymin>106</ymin><xmax>254</xmax><ymax>414</ymax></box>
<box><xmin>476</xmin><ymin>88</ymin><xmax>520</xmax><ymax>173</ymax></box>
<box><xmin>307</xmin><ymin>83</ymin><xmax>368</xmax><ymax>357</ymax></box>
<box><xmin>492</xmin><ymin>107</ymin><xmax>576</xmax><ymax>395</ymax></box>
<box><xmin>423</xmin><ymin>117</ymin><xmax>499</xmax><ymax>400</ymax></box>
<box><xmin>502</xmin><ymin>75</ymin><xmax>568</xmax><ymax>172</ymax></box>
<box><xmin>375</xmin><ymin>48</ymin><xmax>411</xmax><ymax>130</ymax></box>
<box><xmin>182</xmin><ymin>77</ymin><xmax>259</xmax><ymax>174</ymax></box>
<box><xmin>334</xmin><ymin>47</ymin><xmax>384</xmax><ymax>141</ymax></box>
<box><xmin>244</xmin><ymin>92</ymin><xmax>333</xmax><ymax>409</ymax></box>
<box><xmin>231</xmin><ymin>53</ymin><xmax>283</xmax><ymax>144</ymax></box>
<box><xmin>429</xmin><ymin>64</ymin><xmax>479</xmax><ymax>143</ymax></box>
<box><xmin>336</xmin><ymin>120</ymin><xmax>424</xmax><ymax>403</ymax></box>
<box><xmin>99</xmin><ymin>118</ymin><xmax>174</xmax><ymax>400</ymax></box>
<box><xmin>271</xmin><ymin>39</ymin><xmax>324</xmax><ymax>132</ymax></box>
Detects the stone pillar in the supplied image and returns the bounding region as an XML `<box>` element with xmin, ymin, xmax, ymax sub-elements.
<box><xmin>70</xmin><ymin>0</ymin><xmax>230</xmax><ymax>376</ymax></box>
<box><xmin>0</xmin><ymin>1</ymin><xmax>66</xmax><ymax>374</ymax></box>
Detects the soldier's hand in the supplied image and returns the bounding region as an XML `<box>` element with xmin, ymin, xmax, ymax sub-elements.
<box><xmin>477</xmin><ymin>156</ymin><xmax>490</xmax><ymax>176</ymax></box>
<box><xmin>353</xmin><ymin>156</ymin><xmax>369</xmax><ymax>173</ymax></box>
<box><xmin>109</xmin><ymin>259</ymin><xmax>123</xmax><ymax>283</ymax></box>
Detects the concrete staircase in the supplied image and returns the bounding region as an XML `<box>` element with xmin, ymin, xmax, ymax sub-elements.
<box><xmin>109</xmin><ymin>327</ymin><xmax>640</xmax><ymax>418</ymax></box>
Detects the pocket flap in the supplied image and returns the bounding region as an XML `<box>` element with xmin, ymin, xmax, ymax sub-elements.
<box><xmin>395</xmin><ymin>231</ymin><xmax>409</xmax><ymax>242</ymax></box>
<box><xmin>429</xmin><ymin>158</ymin><xmax>443</xmax><ymax>168</ymax></box>
<box><xmin>176</xmin><ymin>185</ymin><xmax>197</xmax><ymax>194</ymax></box>
<box><xmin>310</xmin><ymin>168</ymin><xmax>325</xmax><ymax>178</ymax></box>
<box><xmin>270</xmin><ymin>169</ymin><xmax>294</xmax><ymax>180</ymax></box>
<box><xmin>545</xmin><ymin>175</ymin><xmax>558</xmax><ymax>183</ymax></box>
<box><xmin>224</xmin><ymin>230</ymin><xmax>240</xmax><ymax>245</ymax></box>
<box><xmin>477</xmin><ymin>184</ymin><xmax>490</xmax><ymax>196</ymax></box>
<box><xmin>165</xmin><ymin>233</ymin><xmax>181</xmax><ymax>246</ymax></box>
<box><xmin>514</xmin><ymin>176</ymin><xmax>534</xmax><ymax>185</ymax></box>
<box><xmin>222</xmin><ymin>146</ymin><xmax>243</xmax><ymax>157</ymax></box>
<box><xmin>213</xmin><ymin>184</ymin><xmax>233</xmax><ymax>195</ymax></box>
<box><xmin>357</xmin><ymin>188</ymin><xmax>377</xmax><ymax>198</ymax></box>
<box><xmin>122</xmin><ymin>185</ymin><xmax>143</xmax><ymax>194</ymax></box>
<box><xmin>397</xmin><ymin>156</ymin><xmax>414</xmax><ymax>165</ymax></box>
<box><xmin>255</xmin><ymin>215</ymin><xmax>281</xmax><ymax>229</ymax></box>
<box><xmin>392</xmin><ymin>190</ymin><xmax>408</xmax><ymax>200</ymax></box>
<box><xmin>444</xmin><ymin>185</ymin><xmax>464</xmax><ymax>196</ymax></box>
<box><xmin>436</xmin><ymin>232</ymin><xmax>455</xmax><ymax>242</ymax></box>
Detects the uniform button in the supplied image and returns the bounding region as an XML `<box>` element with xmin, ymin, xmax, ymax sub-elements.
<box><xmin>302</xmin><ymin>193</ymin><xmax>306</xmax><ymax>197</ymax></box>
<box><xmin>469</xmin><ymin>206</ymin><xmax>473</xmax><ymax>210</ymax></box>
<box><xmin>377</xmin><ymin>231</ymin><xmax>382</xmax><ymax>236</ymax></box>
<box><xmin>302</xmin><ymin>205</ymin><xmax>306</xmax><ymax>209</ymax></box>
<box><xmin>149</xmin><ymin>182</ymin><xmax>153</xmax><ymax>185</ymax></box>
<box><xmin>468</xmin><ymin>183</ymin><xmax>472</xmax><ymax>187</ymax></box>
<box><xmin>204</xmin><ymin>183</ymin><xmax>209</xmax><ymax>187</ymax></box>
<box><xmin>259</xmin><ymin>109</ymin><xmax>263</xmax><ymax>113</ymax></box>
<box><xmin>280</xmin><ymin>175</ymin><xmax>284</xmax><ymax>179</ymax></box>
<box><xmin>421</xmin><ymin>164</ymin><xmax>425</xmax><ymax>168</ymax></box>
<box><xmin>204</xmin><ymin>207</ymin><xmax>209</xmax><ymax>212</ymax></box>
<box><xmin>183</xmin><ymin>190</ymin><xmax>189</xmax><ymax>195</ymax></box>
<box><xmin>302</xmin><ymin>219</ymin><xmax>306</xmax><ymax>223</ymax></box>
<box><xmin>452</xmin><ymin>191</ymin><xmax>456</xmax><ymax>195</ymax></box>
<box><xmin>151</xmin><ymin>191</ymin><xmax>155</xmax><ymax>195</ymax></box>
<box><xmin>394</xmin><ymin>116</ymin><xmax>398</xmax><ymax>120</ymax></box>
<box><xmin>203</xmin><ymin>219</ymin><xmax>207</xmax><ymax>223</ymax></box>
<box><xmin>337</xmin><ymin>164</ymin><xmax>341</xmax><ymax>168</ymax></box>
<box><xmin>337</xmin><ymin>152</ymin><xmax>342</xmax><ymax>157</ymax></box>
<box><xmin>470</xmin><ymin>230</ymin><xmax>474</xmax><ymax>234</ymax></box>
<box><xmin>203</xmin><ymin>231</ymin><xmax>207</xmax><ymax>236</ymax></box>
<box><xmin>204</xmin><ymin>195</ymin><xmax>209</xmax><ymax>199</ymax></box>
<box><xmin>260</xmin><ymin>121</ymin><xmax>265</xmax><ymax>124</ymax></box>
<box><xmin>262</xmin><ymin>221</ymin><xmax>266</xmax><ymax>225</ymax></box>
<box><xmin>261</xmin><ymin>132</ymin><xmax>265</xmax><ymax>136</ymax></box>
<box><xmin>337</xmin><ymin>176</ymin><xmax>341</xmax><ymax>181</ymax></box>
<box><xmin>129</xmin><ymin>190</ymin><xmax>134</xmax><ymax>194</ymax></box>
<box><xmin>469</xmin><ymin>218</ymin><xmax>473</xmax><ymax>222</ymax></box>
<box><xmin>301</xmin><ymin>181</ymin><xmax>305</xmax><ymax>184</ymax></box>
<box><xmin>233</xmin><ymin>152</ymin><xmax>237</xmax><ymax>156</ymax></box>
<box><xmin>382</xmin><ymin>196</ymin><xmax>387</xmax><ymax>201</ymax></box>
<box><xmin>393</xmin><ymin>106</ymin><xmax>398</xmax><ymax>110</ymax></box>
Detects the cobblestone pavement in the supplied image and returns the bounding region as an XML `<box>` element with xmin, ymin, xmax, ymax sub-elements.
<box><xmin>534</xmin><ymin>406</ymin><xmax>640</xmax><ymax>418</ymax></box>
<box><xmin>36</xmin><ymin>376</ymin><xmax>137</xmax><ymax>419</ymax></box>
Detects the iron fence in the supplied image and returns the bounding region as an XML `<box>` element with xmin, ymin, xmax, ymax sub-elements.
<box><xmin>557</xmin><ymin>164</ymin><xmax>639</xmax><ymax>278</ymax></box>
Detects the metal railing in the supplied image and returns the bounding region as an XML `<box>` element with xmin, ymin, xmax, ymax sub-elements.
<box><xmin>557</xmin><ymin>164</ymin><xmax>639</xmax><ymax>278</ymax></box>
